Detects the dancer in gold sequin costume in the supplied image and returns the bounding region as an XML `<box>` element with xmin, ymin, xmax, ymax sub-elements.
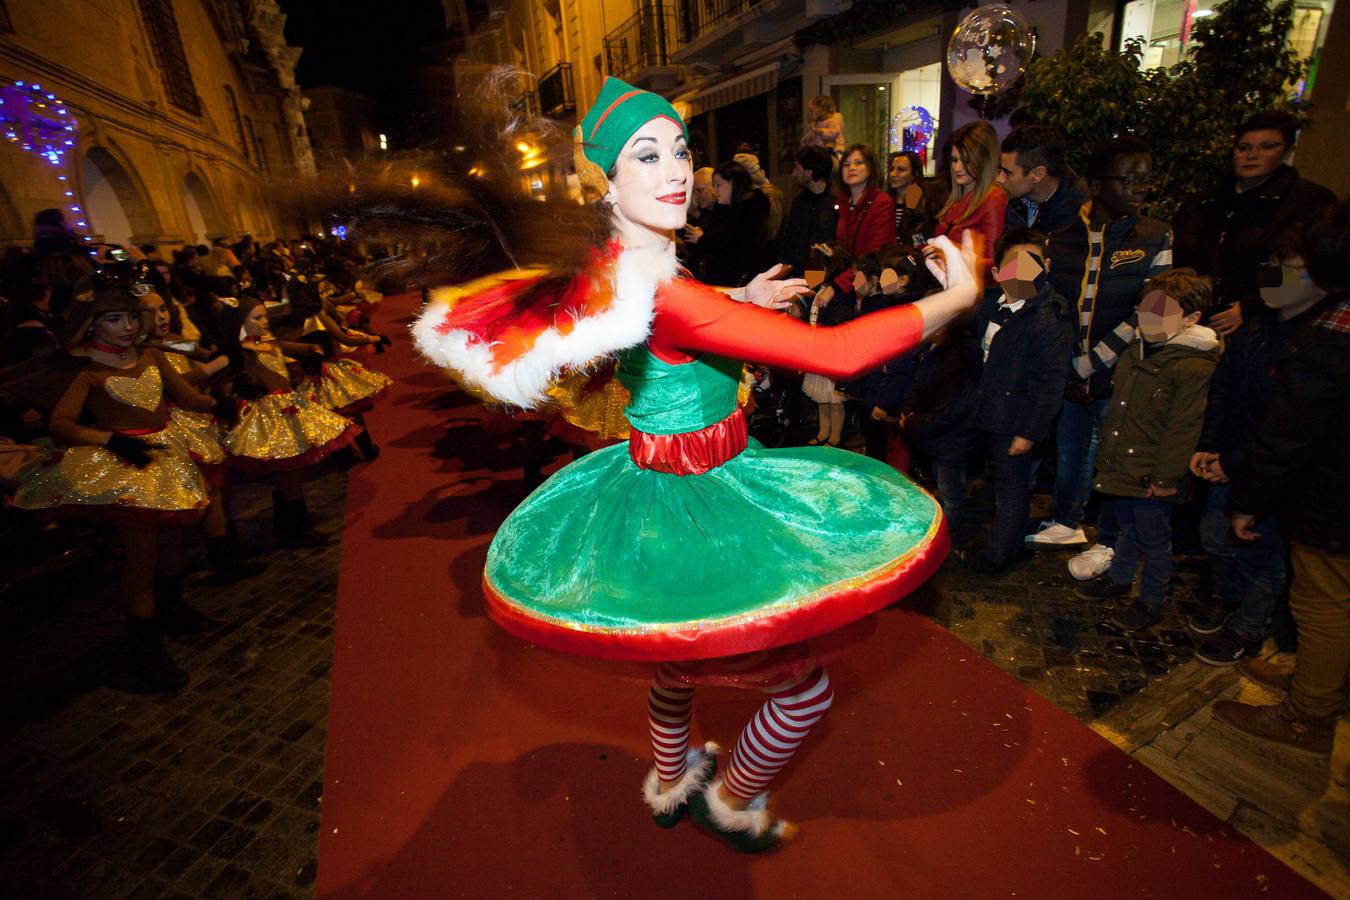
<box><xmin>12</xmin><ymin>280</ymin><xmax>223</xmax><ymax>691</ymax></box>
<box><xmin>139</xmin><ymin>290</ymin><xmax>265</xmax><ymax>583</ymax></box>
<box><xmin>214</xmin><ymin>297</ymin><xmax>360</xmax><ymax>547</ymax></box>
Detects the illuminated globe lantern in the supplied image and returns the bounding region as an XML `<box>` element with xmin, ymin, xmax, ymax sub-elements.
<box><xmin>945</xmin><ymin>4</ymin><xmax>1036</xmax><ymax>96</ymax></box>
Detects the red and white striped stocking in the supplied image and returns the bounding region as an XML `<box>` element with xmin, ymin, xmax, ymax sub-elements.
<box><xmin>648</xmin><ymin>666</ymin><xmax>695</xmax><ymax>783</ymax></box>
<box><xmin>723</xmin><ymin>666</ymin><xmax>834</xmax><ymax>800</ymax></box>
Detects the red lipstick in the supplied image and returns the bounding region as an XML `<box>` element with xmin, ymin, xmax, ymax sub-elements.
<box><xmin>656</xmin><ymin>192</ymin><xmax>687</xmax><ymax>205</ymax></box>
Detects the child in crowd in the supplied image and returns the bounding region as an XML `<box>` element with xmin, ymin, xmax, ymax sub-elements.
<box><xmin>899</xmin><ymin>314</ymin><xmax>980</xmax><ymax>544</ymax></box>
<box><xmin>800</xmin><ymin>95</ymin><xmax>845</xmax><ymax>159</ymax></box>
<box><xmin>1187</xmin><ymin>232</ymin><xmax>1324</xmax><ymax>665</ymax></box>
<box><xmin>851</xmin><ymin>245</ymin><xmax>934</xmax><ymax>460</ymax></box>
<box><xmin>963</xmin><ymin>228</ymin><xmax>1073</xmax><ymax>573</ymax></box>
<box><xmin>1077</xmin><ymin>269</ymin><xmax>1221</xmax><ymax>630</ymax></box>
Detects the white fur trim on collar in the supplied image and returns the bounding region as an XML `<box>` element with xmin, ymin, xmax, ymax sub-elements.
<box><xmin>411</xmin><ymin>244</ymin><xmax>678</xmax><ymax>408</ymax></box>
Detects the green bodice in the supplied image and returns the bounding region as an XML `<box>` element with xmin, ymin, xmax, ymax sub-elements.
<box><xmin>616</xmin><ymin>346</ymin><xmax>742</xmax><ymax>435</ymax></box>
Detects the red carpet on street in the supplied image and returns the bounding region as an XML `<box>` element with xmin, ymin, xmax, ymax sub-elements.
<box><xmin>318</xmin><ymin>293</ymin><xmax>1321</xmax><ymax>898</ymax></box>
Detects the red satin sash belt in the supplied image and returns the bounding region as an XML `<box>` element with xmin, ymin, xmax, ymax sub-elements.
<box><xmin>628</xmin><ymin>407</ymin><xmax>748</xmax><ymax>476</ymax></box>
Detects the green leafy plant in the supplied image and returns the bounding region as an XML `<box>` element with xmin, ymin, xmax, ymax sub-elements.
<box><xmin>1013</xmin><ymin>0</ymin><xmax>1305</xmax><ymax>220</ymax></box>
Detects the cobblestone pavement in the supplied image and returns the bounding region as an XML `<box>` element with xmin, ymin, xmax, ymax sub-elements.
<box><xmin>0</xmin><ymin>427</ymin><xmax>1214</xmax><ymax>896</ymax></box>
<box><xmin>0</xmin><ymin>469</ymin><xmax>345</xmax><ymax>898</ymax></box>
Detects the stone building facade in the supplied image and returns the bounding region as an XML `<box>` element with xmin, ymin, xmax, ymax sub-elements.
<box><xmin>0</xmin><ymin>0</ymin><xmax>314</xmax><ymax>250</ymax></box>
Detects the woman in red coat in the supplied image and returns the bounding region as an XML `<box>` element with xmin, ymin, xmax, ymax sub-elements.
<box><xmin>935</xmin><ymin>122</ymin><xmax>1006</xmax><ymax>265</ymax></box>
<box><xmin>806</xmin><ymin>143</ymin><xmax>897</xmax><ymax>445</ymax></box>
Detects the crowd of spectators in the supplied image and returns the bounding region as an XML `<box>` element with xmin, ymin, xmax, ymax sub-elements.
<box><xmin>0</xmin><ymin>213</ymin><xmax>392</xmax><ymax>690</ymax></box>
<box><xmin>681</xmin><ymin>108</ymin><xmax>1346</xmax><ymax>761</ymax></box>
<box><xmin>1</xmin><ymin>105</ymin><xmax>1345</xmax><ymax>762</ymax></box>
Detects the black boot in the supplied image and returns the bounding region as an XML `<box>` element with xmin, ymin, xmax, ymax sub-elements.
<box><xmin>355</xmin><ymin>428</ymin><xmax>380</xmax><ymax>462</ymax></box>
<box><xmin>154</xmin><ymin>576</ymin><xmax>213</xmax><ymax>635</ymax></box>
<box><xmin>277</xmin><ymin>498</ymin><xmax>330</xmax><ymax>548</ymax></box>
<box><xmin>271</xmin><ymin>489</ymin><xmax>287</xmax><ymax>535</ymax></box>
<box><xmin>126</xmin><ymin>614</ymin><xmax>189</xmax><ymax>692</ymax></box>
<box><xmin>206</xmin><ymin>533</ymin><xmax>267</xmax><ymax>584</ymax></box>
<box><xmin>332</xmin><ymin>446</ymin><xmax>360</xmax><ymax>471</ymax></box>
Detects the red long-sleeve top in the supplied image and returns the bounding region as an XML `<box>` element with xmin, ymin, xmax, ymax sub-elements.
<box><xmin>832</xmin><ymin>186</ymin><xmax>897</xmax><ymax>291</ymax></box>
<box><xmin>935</xmin><ymin>186</ymin><xmax>1007</xmax><ymax>266</ymax></box>
<box><xmin>649</xmin><ymin>277</ymin><xmax>924</xmax><ymax>380</ymax></box>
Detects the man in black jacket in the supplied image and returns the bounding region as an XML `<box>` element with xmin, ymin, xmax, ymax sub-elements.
<box><xmin>1029</xmin><ymin>138</ymin><xmax>1172</xmax><ymax>572</ymax></box>
<box><xmin>964</xmin><ymin>229</ymin><xmax>1072</xmax><ymax>573</ymax></box>
<box><xmin>997</xmin><ymin>125</ymin><xmax>1089</xmax><ymax>236</ymax></box>
<box><xmin>1213</xmin><ymin>201</ymin><xmax>1350</xmax><ymax>758</ymax></box>
<box><xmin>1173</xmin><ymin>111</ymin><xmax>1335</xmax><ymax>337</ymax></box>
<box><xmin>773</xmin><ymin>147</ymin><xmax>839</xmax><ymax>277</ymax></box>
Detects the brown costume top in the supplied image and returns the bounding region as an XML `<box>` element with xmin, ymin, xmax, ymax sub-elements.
<box><xmin>49</xmin><ymin>348</ymin><xmax>214</xmax><ymax>444</ymax></box>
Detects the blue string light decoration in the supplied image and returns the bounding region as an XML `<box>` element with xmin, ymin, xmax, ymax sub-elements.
<box><xmin>888</xmin><ymin>105</ymin><xmax>936</xmax><ymax>166</ymax></box>
<box><xmin>1</xmin><ymin>79</ymin><xmax>92</xmax><ymax>241</ymax></box>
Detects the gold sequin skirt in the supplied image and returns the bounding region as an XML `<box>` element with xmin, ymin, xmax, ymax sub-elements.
<box><xmin>167</xmin><ymin>407</ymin><xmax>226</xmax><ymax>469</ymax></box>
<box><xmin>11</xmin><ymin>434</ymin><xmax>211</xmax><ymax>524</ymax></box>
<box><xmin>224</xmin><ymin>391</ymin><xmax>360</xmax><ymax>472</ymax></box>
<box><xmin>304</xmin><ymin>358</ymin><xmax>392</xmax><ymax>415</ymax></box>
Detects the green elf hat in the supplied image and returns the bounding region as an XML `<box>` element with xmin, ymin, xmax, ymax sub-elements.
<box><xmin>574</xmin><ymin>77</ymin><xmax>687</xmax><ymax>200</ymax></box>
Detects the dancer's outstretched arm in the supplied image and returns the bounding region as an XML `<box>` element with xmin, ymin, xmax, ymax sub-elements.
<box><xmin>653</xmin><ymin>233</ymin><xmax>978</xmax><ymax>381</ymax></box>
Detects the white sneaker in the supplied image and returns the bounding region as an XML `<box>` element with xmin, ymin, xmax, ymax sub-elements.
<box><xmin>1024</xmin><ymin>521</ymin><xmax>1088</xmax><ymax>547</ymax></box>
<box><xmin>1068</xmin><ymin>543</ymin><xmax>1115</xmax><ymax>581</ymax></box>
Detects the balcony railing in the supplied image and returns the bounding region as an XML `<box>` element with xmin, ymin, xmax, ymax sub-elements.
<box><xmin>603</xmin><ymin>3</ymin><xmax>676</xmax><ymax>83</ymax></box>
<box><xmin>678</xmin><ymin>0</ymin><xmax>767</xmax><ymax>44</ymax></box>
<box><xmin>538</xmin><ymin>62</ymin><xmax>576</xmax><ymax>118</ymax></box>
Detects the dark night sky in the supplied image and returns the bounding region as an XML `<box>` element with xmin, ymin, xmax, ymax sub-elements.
<box><xmin>278</xmin><ymin>0</ymin><xmax>449</xmax><ymax>94</ymax></box>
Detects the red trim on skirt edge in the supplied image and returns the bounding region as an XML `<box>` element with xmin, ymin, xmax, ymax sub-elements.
<box><xmin>226</xmin><ymin>423</ymin><xmax>362</xmax><ymax>473</ymax></box>
<box><xmin>481</xmin><ymin>517</ymin><xmax>950</xmax><ymax>662</ymax></box>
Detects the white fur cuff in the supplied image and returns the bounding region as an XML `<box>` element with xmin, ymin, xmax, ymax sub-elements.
<box><xmin>642</xmin><ymin>741</ymin><xmax>721</xmax><ymax>815</ymax></box>
<box><xmin>699</xmin><ymin>778</ymin><xmax>791</xmax><ymax>839</ymax></box>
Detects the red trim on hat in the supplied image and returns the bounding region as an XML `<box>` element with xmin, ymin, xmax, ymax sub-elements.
<box><xmin>588</xmin><ymin>90</ymin><xmax>643</xmax><ymax>140</ymax></box>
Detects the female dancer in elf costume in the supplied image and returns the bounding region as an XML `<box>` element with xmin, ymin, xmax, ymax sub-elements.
<box><xmin>138</xmin><ymin>288</ymin><xmax>263</xmax><ymax>581</ymax></box>
<box><xmin>13</xmin><ymin>278</ymin><xmax>222</xmax><ymax>690</ymax></box>
<box><xmin>410</xmin><ymin>78</ymin><xmax>979</xmax><ymax>852</ymax></box>
<box><xmin>214</xmin><ymin>297</ymin><xmax>361</xmax><ymax>546</ymax></box>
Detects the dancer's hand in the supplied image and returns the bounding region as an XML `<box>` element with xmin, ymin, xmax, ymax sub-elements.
<box><xmin>105</xmin><ymin>433</ymin><xmax>155</xmax><ymax>468</ymax></box>
<box><xmin>745</xmin><ymin>264</ymin><xmax>810</xmax><ymax>310</ymax></box>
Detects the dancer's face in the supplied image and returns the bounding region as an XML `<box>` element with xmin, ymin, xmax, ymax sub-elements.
<box><xmin>92</xmin><ymin>311</ymin><xmax>139</xmax><ymax>348</ymax></box>
<box><xmin>607</xmin><ymin>117</ymin><xmax>692</xmax><ymax>243</ymax></box>
<box><xmin>140</xmin><ymin>293</ymin><xmax>172</xmax><ymax>338</ymax></box>
<box><xmin>243</xmin><ymin>304</ymin><xmax>269</xmax><ymax>338</ymax></box>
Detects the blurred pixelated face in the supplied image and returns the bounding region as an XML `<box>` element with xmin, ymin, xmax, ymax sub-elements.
<box><xmin>997</xmin><ymin>151</ymin><xmax>1037</xmax><ymax>201</ymax></box>
<box><xmin>1137</xmin><ymin>290</ymin><xmax>1186</xmax><ymax>343</ymax></box>
<box><xmin>140</xmin><ymin>293</ymin><xmax>171</xmax><ymax>337</ymax></box>
<box><xmin>879</xmin><ymin>267</ymin><xmax>906</xmax><ymax>295</ymax></box>
<box><xmin>889</xmin><ymin>155</ymin><xmax>914</xmax><ymax>190</ymax></box>
<box><xmin>607</xmin><ymin>117</ymin><xmax>692</xmax><ymax>235</ymax></box>
<box><xmin>92</xmin><ymin>311</ymin><xmax>139</xmax><ymax>348</ymax></box>
<box><xmin>1233</xmin><ymin>128</ymin><xmax>1289</xmax><ymax>182</ymax></box>
<box><xmin>1259</xmin><ymin>256</ymin><xmax>1320</xmax><ymax>310</ymax></box>
<box><xmin>995</xmin><ymin>247</ymin><xmax>1045</xmax><ymax>302</ymax></box>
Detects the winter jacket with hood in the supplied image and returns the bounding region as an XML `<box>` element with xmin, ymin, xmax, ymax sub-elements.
<box><xmin>1092</xmin><ymin>324</ymin><xmax>1222</xmax><ymax>502</ymax></box>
